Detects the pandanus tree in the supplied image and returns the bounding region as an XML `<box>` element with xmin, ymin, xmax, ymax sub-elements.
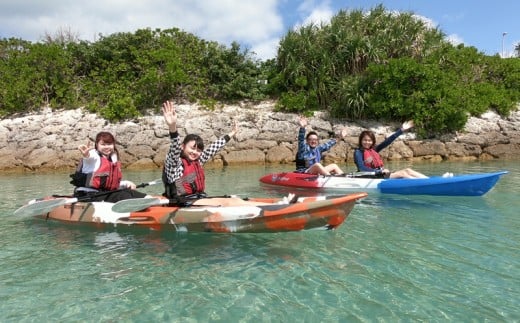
<box><xmin>273</xmin><ymin>4</ymin><xmax>445</xmax><ymax>118</ymax></box>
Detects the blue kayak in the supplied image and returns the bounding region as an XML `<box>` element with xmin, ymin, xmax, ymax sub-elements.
<box><xmin>377</xmin><ymin>171</ymin><xmax>508</xmax><ymax>196</ymax></box>
<box><xmin>259</xmin><ymin>171</ymin><xmax>508</xmax><ymax>196</ymax></box>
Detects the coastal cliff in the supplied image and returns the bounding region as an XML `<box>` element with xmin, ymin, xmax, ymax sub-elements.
<box><xmin>1</xmin><ymin>101</ymin><xmax>519</xmax><ymax>173</ymax></box>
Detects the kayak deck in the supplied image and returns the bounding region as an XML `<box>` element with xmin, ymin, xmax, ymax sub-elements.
<box><xmin>30</xmin><ymin>193</ymin><xmax>368</xmax><ymax>233</ymax></box>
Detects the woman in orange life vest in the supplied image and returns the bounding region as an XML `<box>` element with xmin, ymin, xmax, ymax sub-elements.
<box><xmin>71</xmin><ymin>131</ymin><xmax>148</xmax><ymax>202</ymax></box>
<box><xmin>161</xmin><ymin>101</ymin><xmax>280</xmax><ymax>206</ymax></box>
<box><xmin>354</xmin><ymin>120</ymin><xmax>428</xmax><ymax>179</ymax></box>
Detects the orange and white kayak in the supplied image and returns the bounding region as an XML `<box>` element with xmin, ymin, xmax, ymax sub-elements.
<box><xmin>19</xmin><ymin>193</ymin><xmax>367</xmax><ymax>233</ymax></box>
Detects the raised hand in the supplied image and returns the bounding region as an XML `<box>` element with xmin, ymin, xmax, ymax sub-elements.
<box><xmin>298</xmin><ymin>116</ymin><xmax>308</xmax><ymax>128</ymax></box>
<box><xmin>228</xmin><ymin>120</ymin><xmax>238</xmax><ymax>138</ymax></box>
<box><xmin>162</xmin><ymin>101</ymin><xmax>177</xmax><ymax>132</ymax></box>
<box><xmin>401</xmin><ymin>120</ymin><xmax>415</xmax><ymax>131</ymax></box>
<box><xmin>340</xmin><ymin>128</ymin><xmax>348</xmax><ymax>139</ymax></box>
<box><xmin>78</xmin><ymin>139</ymin><xmax>93</xmax><ymax>157</ymax></box>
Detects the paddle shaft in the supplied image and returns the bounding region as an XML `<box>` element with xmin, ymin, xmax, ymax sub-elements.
<box><xmin>14</xmin><ymin>179</ymin><xmax>162</xmax><ymax>217</ymax></box>
<box><xmin>70</xmin><ymin>179</ymin><xmax>161</xmax><ymax>202</ymax></box>
<box><xmin>111</xmin><ymin>194</ymin><xmax>244</xmax><ymax>213</ymax></box>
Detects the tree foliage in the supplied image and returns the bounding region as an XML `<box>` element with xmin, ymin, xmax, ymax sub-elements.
<box><xmin>272</xmin><ymin>4</ymin><xmax>520</xmax><ymax>136</ymax></box>
<box><xmin>1</xmin><ymin>5</ymin><xmax>519</xmax><ymax>136</ymax></box>
<box><xmin>0</xmin><ymin>28</ymin><xmax>269</xmax><ymax>120</ymax></box>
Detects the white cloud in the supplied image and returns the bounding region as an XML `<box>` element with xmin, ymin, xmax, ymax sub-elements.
<box><xmin>412</xmin><ymin>14</ymin><xmax>464</xmax><ymax>47</ymax></box>
<box><xmin>251</xmin><ymin>38</ymin><xmax>281</xmax><ymax>61</ymax></box>
<box><xmin>293</xmin><ymin>0</ymin><xmax>334</xmax><ymax>29</ymax></box>
<box><xmin>446</xmin><ymin>34</ymin><xmax>463</xmax><ymax>46</ymax></box>
<box><xmin>0</xmin><ymin>0</ymin><xmax>284</xmax><ymax>60</ymax></box>
<box><xmin>413</xmin><ymin>14</ymin><xmax>437</xmax><ymax>30</ymax></box>
<box><xmin>301</xmin><ymin>7</ymin><xmax>334</xmax><ymax>26</ymax></box>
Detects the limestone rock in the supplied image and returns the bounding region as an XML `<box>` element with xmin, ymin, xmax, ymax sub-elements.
<box><xmin>0</xmin><ymin>102</ymin><xmax>519</xmax><ymax>173</ymax></box>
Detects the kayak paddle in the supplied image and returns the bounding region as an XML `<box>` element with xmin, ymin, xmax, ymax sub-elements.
<box><xmin>14</xmin><ymin>179</ymin><xmax>162</xmax><ymax>217</ymax></box>
<box><xmin>347</xmin><ymin>171</ymin><xmax>377</xmax><ymax>177</ymax></box>
<box><xmin>111</xmin><ymin>193</ymin><xmax>244</xmax><ymax>213</ymax></box>
<box><xmin>111</xmin><ymin>197</ymin><xmax>170</xmax><ymax>213</ymax></box>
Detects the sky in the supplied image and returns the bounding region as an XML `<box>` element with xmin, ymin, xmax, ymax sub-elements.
<box><xmin>0</xmin><ymin>0</ymin><xmax>518</xmax><ymax>61</ymax></box>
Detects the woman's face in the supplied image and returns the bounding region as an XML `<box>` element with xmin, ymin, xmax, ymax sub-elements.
<box><xmin>361</xmin><ymin>135</ymin><xmax>374</xmax><ymax>149</ymax></box>
<box><xmin>96</xmin><ymin>140</ymin><xmax>114</xmax><ymax>157</ymax></box>
<box><xmin>182</xmin><ymin>140</ymin><xmax>202</xmax><ymax>161</ymax></box>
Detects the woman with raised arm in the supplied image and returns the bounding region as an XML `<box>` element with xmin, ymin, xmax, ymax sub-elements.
<box><xmin>162</xmin><ymin>101</ymin><xmax>280</xmax><ymax>206</ymax></box>
<box><xmin>354</xmin><ymin>121</ymin><xmax>429</xmax><ymax>179</ymax></box>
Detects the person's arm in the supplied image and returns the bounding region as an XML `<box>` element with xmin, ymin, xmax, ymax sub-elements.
<box><xmin>80</xmin><ymin>148</ymin><xmax>99</xmax><ymax>173</ymax></box>
<box><xmin>296</xmin><ymin>115</ymin><xmax>308</xmax><ymax>155</ymax></box>
<box><xmin>297</xmin><ymin>127</ymin><xmax>307</xmax><ymax>157</ymax></box>
<box><xmin>199</xmin><ymin>137</ymin><xmax>227</xmax><ymax>164</ymax></box>
<box><xmin>162</xmin><ymin>101</ymin><xmax>184</xmax><ymax>184</ymax></box>
<box><xmin>163</xmin><ymin>132</ymin><xmax>183</xmax><ymax>184</ymax></box>
<box><xmin>318</xmin><ymin>128</ymin><xmax>347</xmax><ymax>153</ymax></box>
<box><xmin>199</xmin><ymin>121</ymin><xmax>237</xmax><ymax>164</ymax></box>
<box><xmin>375</xmin><ymin>121</ymin><xmax>413</xmax><ymax>152</ymax></box>
<box><xmin>375</xmin><ymin>128</ymin><xmax>403</xmax><ymax>152</ymax></box>
<box><xmin>318</xmin><ymin>138</ymin><xmax>337</xmax><ymax>153</ymax></box>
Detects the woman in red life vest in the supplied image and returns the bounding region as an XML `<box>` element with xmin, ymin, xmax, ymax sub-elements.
<box><xmin>161</xmin><ymin>101</ymin><xmax>281</xmax><ymax>206</ymax></box>
<box><xmin>71</xmin><ymin>131</ymin><xmax>148</xmax><ymax>202</ymax></box>
<box><xmin>353</xmin><ymin>121</ymin><xmax>428</xmax><ymax>179</ymax></box>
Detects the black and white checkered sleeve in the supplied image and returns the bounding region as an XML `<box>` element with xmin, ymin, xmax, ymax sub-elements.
<box><xmin>199</xmin><ymin>135</ymin><xmax>230</xmax><ymax>164</ymax></box>
<box><xmin>163</xmin><ymin>133</ymin><xmax>184</xmax><ymax>184</ymax></box>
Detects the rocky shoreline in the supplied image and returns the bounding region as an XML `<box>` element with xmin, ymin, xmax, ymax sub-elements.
<box><xmin>1</xmin><ymin>101</ymin><xmax>519</xmax><ymax>173</ymax></box>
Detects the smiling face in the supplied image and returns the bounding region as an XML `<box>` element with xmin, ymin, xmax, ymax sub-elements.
<box><xmin>306</xmin><ymin>135</ymin><xmax>319</xmax><ymax>148</ymax></box>
<box><xmin>181</xmin><ymin>134</ymin><xmax>204</xmax><ymax>161</ymax></box>
<box><xmin>96</xmin><ymin>140</ymin><xmax>115</xmax><ymax>157</ymax></box>
<box><xmin>181</xmin><ymin>140</ymin><xmax>203</xmax><ymax>161</ymax></box>
<box><xmin>306</xmin><ymin>131</ymin><xmax>319</xmax><ymax>148</ymax></box>
<box><xmin>361</xmin><ymin>135</ymin><xmax>374</xmax><ymax>150</ymax></box>
<box><xmin>94</xmin><ymin>132</ymin><xmax>117</xmax><ymax>157</ymax></box>
<box><xmin>358</xmin><ymin>130</ymin><xmax>376</xmax><ymax>150</ymax></box>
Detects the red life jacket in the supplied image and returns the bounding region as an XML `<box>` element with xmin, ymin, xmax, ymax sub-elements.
<box><xmin>363</xmin><ymin>149</ymin><xmax>384</xmax><ymax>169</ymax></box>
<box><xmin>87</xmin><ymin>155</ymin><xmax>123</xmax><ymax>190</ymax></box>
<box><xmin>176</xmin><ymin>158</ymin><xmax>205</xmax><ymax>195</ymax></box>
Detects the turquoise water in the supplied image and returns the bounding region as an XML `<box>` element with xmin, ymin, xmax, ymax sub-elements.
<box><xmin>1</xmin><ymin>161</ymin><xmax>518</xmax><ymax>322</ymax></box>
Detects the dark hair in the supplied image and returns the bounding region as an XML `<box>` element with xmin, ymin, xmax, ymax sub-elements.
<box><xmin>358</xmin><ymin>130</ymin><xmax>376</xmax><ymax>148</ymax></box>
<box><xmin>183</xmin><ymin>134</ymin><xmax>204</xmax><ymax>151</ymax></box>
<box><xmin>95</xmin><ymin>131</ymin><xmax>119</xmax><ymax>156</ymax></box>
<box><xmin>306</xmin><ymin>131</ymin><xmax>319</xmax><ymax>140</ymax></box>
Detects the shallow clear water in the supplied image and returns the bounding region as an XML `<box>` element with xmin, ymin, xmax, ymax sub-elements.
<box><xmin>1</xmin><ymin>160</ymin><xmax>518</xmax><ymax>322</ymax></box>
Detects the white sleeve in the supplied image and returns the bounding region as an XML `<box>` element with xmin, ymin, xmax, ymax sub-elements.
<box><xmin>81</xmin><ymin>150</ymin><xmax>100</xmax><ymax>173</ymax></box>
